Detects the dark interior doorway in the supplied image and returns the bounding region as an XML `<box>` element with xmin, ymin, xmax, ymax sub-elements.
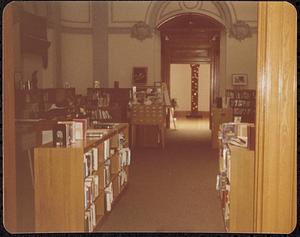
<box><xmin>157</xmin><ymin>14</ymin><xmax>224</xmax><ymax>128</ymax></box>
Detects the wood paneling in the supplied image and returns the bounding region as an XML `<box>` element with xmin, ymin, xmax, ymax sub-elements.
<box><xmin>3</xmin><ymin>3</ymin><xmax>17</xmax><ymax>232</ymax></box>
<box><xmin>34</xmin><ymin>148</ymin><xmax>84</xmax><ymax>232</ymax></box>
<box><xmin>229</xmin><ymin>145</ymin><xmax>255</xmax><ymax>233</ymax></box>
<box><xmin>255</xmin><ymin>2</ymin><xmax>296</xmax><ymax>233</ymax></box>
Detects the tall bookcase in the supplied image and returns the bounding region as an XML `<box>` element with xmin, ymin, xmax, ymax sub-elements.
<box><xmin>225</xmin><ymin>89</ymin><xmax>256</xmax><ymax>123</ymax></box>
<box><xmin>34</xmin><ymin>123</ymin><xmax>130</xmax><ymax>232</ymax></box>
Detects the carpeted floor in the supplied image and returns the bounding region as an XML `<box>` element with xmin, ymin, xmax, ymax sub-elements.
<box><xmin>96</xmin><ymin>118</ymin><xmax>225</xmax><ymax>232</ymax></box>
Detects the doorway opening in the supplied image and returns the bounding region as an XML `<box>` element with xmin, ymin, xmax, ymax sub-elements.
<box><xmin>169</xmin><ymin>63</ymin><xmax>211</xmax><ymax>130</ymax></box>
<box><xmin>157</xmin><ymin>13</ymin><xmax>224</xmax><ymax>130</ymax></box>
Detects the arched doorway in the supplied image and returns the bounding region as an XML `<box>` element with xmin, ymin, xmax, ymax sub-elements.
<box><xmin>157</xmin><ymin>14</ymin><xmax>224</xmax><ymax>127</ymax></box>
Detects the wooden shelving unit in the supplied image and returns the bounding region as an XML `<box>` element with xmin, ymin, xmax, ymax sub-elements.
<box><xmin>86</xmin><ymin>88</ymin><xmax>131</xmax><ymax>123</ymax></box>
<box><xmin>225</xmin><ymin>89</ymin><xmax>256</xmax><ymax>123</ymax></box>
<box><xmin>217</xmin><ymin>125</ymin><xmax>255</xmax><ymax>233</ymax></box>
<box><xmin>15</xmin><ymin>88</ymin><xmax>76</xmax><ymax>119</ymax></box>
<box><xmin>34</xmin><ymin>123</ymin><xmax>130</xmax><ymax>232</ymax></box>
<box><xmin>211</xmin><ymin>107</ymin><xmax>233</xmax><ymax>149</ymax></box>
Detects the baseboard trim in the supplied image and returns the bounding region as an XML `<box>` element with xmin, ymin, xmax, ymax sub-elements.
<box><xmin>174</xmin><ymin>111</ymin><xmax>210</xmax><ymax>118</ymax></box>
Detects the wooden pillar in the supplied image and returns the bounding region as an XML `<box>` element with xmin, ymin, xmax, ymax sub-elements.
<box><xmin>255</xmin><ymin>2</ymin><xmax>296</xmax><ymax>233</ymax></box>
<box><xmin>3</xmin><ymin>3</ymin><xmax>18</xmax><ymax>232</ymax></box>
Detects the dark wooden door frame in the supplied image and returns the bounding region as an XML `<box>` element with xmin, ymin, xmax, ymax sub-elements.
<box><xmin>160</xmin><ymin>33</ymin><xmax>220</xmax><ymax>128</ymax></box>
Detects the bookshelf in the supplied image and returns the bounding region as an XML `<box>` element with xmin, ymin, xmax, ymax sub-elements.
<box><xmin>225</xmin><ymin>89</ymin><xmax>256</xmax><ymax>123</ymax></box>
<box><xmin>216</xmin><ymin>124</ymin><xmax>255</xmax><ymax>232</ymax></box>
<box><xmin>34</xmin><ymin>123</ymin><xmax>130</xmax><ymax>232</ymax></box>
<box><xmin>211</xmin><ymin>107</ymin><xmax>233</xmax><ymax>149</ymax></box>
<box><xmin>15</xmin><ymin>88</ymin><xmax>76</xmax><ymax>119</ymax></box>
<box><xmin>86</xmin><ymin>88</ymin><xmax>131</xmax><ymax>123</ymax></box>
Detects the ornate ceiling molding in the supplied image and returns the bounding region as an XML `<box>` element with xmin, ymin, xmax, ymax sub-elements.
<box><xmin>229</xmin><ymin>20</ymin><xmax>252</xmax><ymax>41</ymax></box>
<box><xmin>131</xmin><ymin>21</ymin><xmax>153</xmax><ymax>41</ymax></box>
<box><xmin>147</xmin><ymin>1</ymin><xmax>233</xmax><ymax>29</ymax></box>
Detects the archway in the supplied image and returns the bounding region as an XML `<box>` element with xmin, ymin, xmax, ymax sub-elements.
<box><xmin>157</xmin><ymin>13</ymin><xmax>224</xmax><ymax>127</ymax></box>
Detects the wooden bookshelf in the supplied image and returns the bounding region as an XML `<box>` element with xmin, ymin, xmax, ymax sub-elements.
<box><xmin>217</xmin><ymin>125</ymin><xmax>255</xmax><ymax>233</ymax></box>
<box><xmin>211</xmin><ymin>107</ymin><xmax>233</xmax><ymax>149</ymax></box>
<box><xmin>34</xmin><ymin>123</ymin><xmax>130</xmax><ymax>232</ymax></box>
<box><xmin>225</xmin><ymin>89</ymin><xmax>256</xmax><ymax>123</ymax></box>
<box><xmin>15</xmin><ymin>88</ymin><xmax>76</xmax><ymax>119</ymax></box>
<box><xmin>86</xmin><ymin>88</ymin><xmax>131</xmax><ymax>122</ymax></box>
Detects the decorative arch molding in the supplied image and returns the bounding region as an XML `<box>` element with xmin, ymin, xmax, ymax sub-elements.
<box><xmin>146</xmin><ymin>1</ymin><xmax>233</xmax><ymax>30</ymax></box>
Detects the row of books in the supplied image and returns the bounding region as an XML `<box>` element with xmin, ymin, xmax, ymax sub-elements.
<box><xmin>84</xmin><ymin>148</ymin><xmax>98</xmax><ymax>177</ymax></box>
<box><xmin>84</xmin><ymin>175</ymin><xmax>99</xmax><ymax>209</ymax></box>
<box><xmin>233</xmin><ymin>108</ymin><xmax>255</xmax><ymax>114</ymax></box>
<box><xmin>226</xmin><ymin>90</ymin><xmax>256</xmax><ymax>99</ymax></box>
<box><xmin>85</xmin><ymin>203</ymin><xmax>96</xmax><ymax>232</ymax></box>
<box><xmin>229</xmin><ymin>99</ymin><xmax>255</xmax><ymax>108</ymax></box>
<box><xmin>53</xmin><ymin>119</ymin><xmax>88</xmax><ymax>146</ymax></box>
<box><xmin>90</xmin><ymin>109</ymin><xmax>112</xmax><ymax>120</ymax></box>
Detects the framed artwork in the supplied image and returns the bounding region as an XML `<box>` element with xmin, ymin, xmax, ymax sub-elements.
<box><xmin>133</xmin><ymin>67</ymin><xmax>147</xmax><ymax>85</ymax></box>
<box><xmin>232</xmin><ymin>74</ymin><xmax>248</xmax><ymax>86</ymax></box>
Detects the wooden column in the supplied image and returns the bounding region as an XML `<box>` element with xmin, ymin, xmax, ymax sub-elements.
<box><xmin>255</xmin><ymin>2</ymin><xmax>296</xmax><ymax>233</ymax></box>
<box><xmin>4</xmin><ymin>3</ymin><xmax>18</xmax><ymax>232</ymax></box>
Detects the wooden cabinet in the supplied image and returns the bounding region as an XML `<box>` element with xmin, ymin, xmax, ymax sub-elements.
<box><xmin>130</xmin><ymin>104</ymin><xmax>166</xmax><ymax>148</ymax></box>
<box><xmin>211</xmin><ymin>107</ymin><xmax>233</xmax><ymax>148</ymax></box>
<box><xmin>217</xmin><ymin>138</ymin><xmax>255</xmax><ymax>232</ymax></box>
<box><xmin>34</xmin><ymin>124</ymin><xmax>130</xmax><ymax>232</ymax></box>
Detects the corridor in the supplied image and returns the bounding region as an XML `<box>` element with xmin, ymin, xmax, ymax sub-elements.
<box><xmin>96</xmin><ymin>118</ymin><xmax>225</xmax><ymax>232</ymax></box>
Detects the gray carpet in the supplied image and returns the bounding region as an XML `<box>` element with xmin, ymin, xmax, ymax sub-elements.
<box><xmin>96</xmin><ymin>119</ymin><xmax>225</xmax><ymax>232</ymax></box>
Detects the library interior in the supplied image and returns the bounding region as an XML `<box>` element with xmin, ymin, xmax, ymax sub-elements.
<box><xmin>3</xmin><ymin>1</ymin><xmax>296</xmax><ymax>234</ymax></box>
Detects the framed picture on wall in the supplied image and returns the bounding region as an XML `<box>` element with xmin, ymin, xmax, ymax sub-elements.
<box><xmin>232</xmin><ymin>74</ymin><xmax>248</xmax><ymax>86</ymax></box>
<box><xmin>133</xmin><ymin>67</ymin><xmax>147</xmax><ymax>85</ymax></box>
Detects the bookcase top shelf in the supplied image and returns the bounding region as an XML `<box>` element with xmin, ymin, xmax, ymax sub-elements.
<box><xmin>37</xmin><ymin>123</ymin><xmax>128</xmax><ymax>152</ymax></box>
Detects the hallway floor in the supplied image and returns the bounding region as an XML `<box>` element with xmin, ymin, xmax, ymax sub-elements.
<box><xmin>95</xmin><ymin>118</ymin><xmax>225</xmax><ymax>232</ymax></box>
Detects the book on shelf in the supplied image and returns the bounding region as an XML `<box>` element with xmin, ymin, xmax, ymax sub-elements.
<box><xmin>120</xmin><ymin>169</ymin><xmax>127</xmax><ymax>186</ymax></box>
<box><xmin>57</xmin><ymin>121</ymin><xmax>76</xmax><ymax>144</ymax></box>
<box><xmin>84</xmin><ymin>152</ymin><xmax>92</xmax><ymax>177</ymax></box>
<box><xmin>118</xmin><ymin>132</ymin><xmax>126</xmax><ymax>149</ymax></box>
<box><xmin>91</xmin><ymin>148</ymin><xmax>98</xmax><ymax>171</ymax></box>
<box><xmin>73</xmin><ymin>118</ymin><xmax>88</xmax><ymax>140</ymax></box>
<box><xmin>104</xmin><ymin>161</ymin><xmax>110</xmax><ymax>187</ymax></box>
<box><xmin>104</xmin><ymin>139</ymin><xmax>110</xmax><ymax>160</ymax></box>
<box><xmin>84</xmin><ymin>175</ymin><xmax>99</xmax><ymax>209</ymax></box>
<box><xmin>85</xmin><ymin>203</ymin><xmax>96</xmax><ymax>232</ymax></box>
<box><xmin>86</xmin><ymin>129</ymin><xmax>107</xmax><ymax>139</ymax></box>
<box><xmin>52</xmin><ymin>123</ymin><xmax>67</xmax><ymax>146</ymax></box>
<box><xmin>119</xmin><ymin>147</ymin><xmax>131</xmax><ymax>166</ymax></box>
<box><xmin>105</xmin><ymin>183</ymin><xmax>113</xmax><ymax>212</ymax></box>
